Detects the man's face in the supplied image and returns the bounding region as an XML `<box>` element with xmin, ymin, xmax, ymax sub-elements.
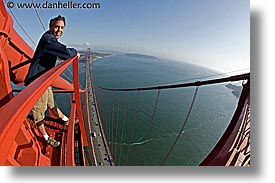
<box><xmin>50</xmin><ymin>20</ymin><xmax>65</xmax><ymax>39</ymax></box>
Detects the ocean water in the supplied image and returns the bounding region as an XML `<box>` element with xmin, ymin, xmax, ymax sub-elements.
<box><xmin>90</xmin><ymin>55</ymin><xmax>240</xmax><ymax>166</ymax></box>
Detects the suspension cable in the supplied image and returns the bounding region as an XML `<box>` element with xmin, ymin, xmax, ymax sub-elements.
<box><xmin>97</xmin><ymin>73</ymin><xmax>249</xmax><ymax>92</ymax></box>
<box><xmin>118</xmin><ymin>91</ymin><xmax>128</xmax><ymax>165</ymax></box>
<box><xmin>5</xmin><ymin>0</ymin><xmax>36</xmax><ymax>45</ymax></box>
<box><xmin>114</xmin><ymin>92</ymin><xmax>120</xmax><ymax>161</ymax></box>
<box><xmin>157</xmin><ymin>68</ymin><xmax>250</xmax><ymax>87</ymax></box>
<box><xmin>111</xmin><ymin>91</ymin><xmax>115</xmax><ymax>152</ymax></box>
<box><xmin>66</xmin><ymin>65</ymin><xmax>87</xmax><ymax>96</ymax></box>
<box><xmin>61</xmin><ymin>71</ymin><xmax>73</xmax><ymax>83</ymax></box>
<box><xmin>108</xmin><ymin>91</ymin><xmax>111</xmax><ymax>141</ymax></box>
<box><xmin>160</xmin><ymin>86</ymin><xmax>199</xmax><ymax>165</ymax></box>
<box><xmin>65</xmin><ymin>65</ymin><xmax>75</xmax><ymax>81</ymax></box>
<box><xmin>125</xmin><ymin>90</ymin><xmax>141</xmax><ymax>165</ymax></box>
<box><xmin>138</xmin><ymin>89</ymin><xmax>161</xmax><ymax>164</ymax></box>
<box><xmin>32</xmin><ymin>0</ymin><xmax>46</xmax><ymax>31</ymax></box>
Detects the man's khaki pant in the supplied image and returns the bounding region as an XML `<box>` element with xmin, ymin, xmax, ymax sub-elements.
<box><xmin>32</xmin><ymin>86</ymin><xmax>64</xmax><ymax>123</ymax></box>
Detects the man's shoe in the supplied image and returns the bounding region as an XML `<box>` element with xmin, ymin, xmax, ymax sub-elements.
<box><xmin>61</xmin><ymin>116</ymin><xmax>70</xmax><ymax>126</ymax></box>
<box><xmin>47</xmin><ymin>137</ymin><xmax>60</xmax><ymax>147</ymax></box>
<box><xmin>62</xmin><ymin>116</ymin><xmax>69</xmax><ymax>126</ymax></box>
<box><xmin>63</xmin><ymin>120</ymin><xmax>69</xmax><ymax>126</ymax></box>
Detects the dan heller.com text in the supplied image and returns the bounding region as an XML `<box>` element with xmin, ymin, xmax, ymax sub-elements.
<box><xmin>17</xmin><ymin>1</ymin><xmax>101</xmax><ymax>9</ymax></box>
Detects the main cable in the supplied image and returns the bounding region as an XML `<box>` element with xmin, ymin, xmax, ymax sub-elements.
<box><xmin>5</xmin><ymin>0</ymin><xmax>36</xmax><ymax>45</ymax></box>
<box><xmin>32</xmin><ymin>0</ymin><xmax>46</xmax><ymax>31</ymax></box>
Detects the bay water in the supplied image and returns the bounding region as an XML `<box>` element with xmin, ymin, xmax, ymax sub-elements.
<box><xmin>89</xmin><ymin>55</ymin><xmax>240</xmax><ymax>166</ymax></box>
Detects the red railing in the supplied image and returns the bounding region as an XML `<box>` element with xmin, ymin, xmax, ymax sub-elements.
<box><xmin>65</xmin><ymin>96</ymin><xmax>77</xmax><ymax>166</ymax></box>
<box><xmin>1</xmin><ymin>0</ymin><xmax>94</xmax><ymax>165</ymax></box>
<box><xmin>0</xmin><ymin>56</ymin><xmax>88</xmax><ymax>166</ymax></box>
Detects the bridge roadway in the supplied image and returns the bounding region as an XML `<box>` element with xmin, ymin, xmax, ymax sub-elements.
<box><xmin>86</xmin><ymin>59</ymin><xmax>114</xmax><ymax>166</ymax></box>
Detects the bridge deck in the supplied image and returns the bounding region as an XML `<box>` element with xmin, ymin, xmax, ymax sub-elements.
<box><xmin>86</xmin><ymin>59</ymin><xmax>114</xmax><ymax>166</ymax></box>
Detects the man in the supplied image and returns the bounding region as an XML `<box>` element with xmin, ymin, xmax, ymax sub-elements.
<box><xmin>25</xmin><ymin>15</ymin><xmax>80</xmax><ymax>147</ymax></box>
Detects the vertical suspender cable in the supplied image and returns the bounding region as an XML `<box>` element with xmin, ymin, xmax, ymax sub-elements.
<box><xmin>105</xmin><ymin>90</ymin><xmax>108</xmax><ymax>128</ymax></box>
<box><xmin>107</xmin><ymin>91</ymin><xmax>111</xmax><ymax>141</ymax></box>
<box><xmin>118</xmin><ymin>91</ymin><xmax>128</xmax><ymax>165</ymax></box>
<box><xmin>114</xmin><ymin>92</ymin><xmax>120</xmax><ymax>161</ymax></box>
<box><xmin>125</xmin><ymin>90</ymin><xmax>141</xmax><ymax>165</ymax></box>
<box><xmin>111</xmin><ymin>91</ymin><xmax>115</xmax><ymax>152</ymax></box>
<box><xmin>138</xmin><ymin>89</ymin><xmax>161</xmax><ymax>164</ymax></box>
<box><xmin>160</xmin><ymin>86</ymin><xmax>199</xmax><ymax>166</ymax></box>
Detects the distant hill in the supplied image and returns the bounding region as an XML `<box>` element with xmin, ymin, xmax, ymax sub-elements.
<box><xmin>123</xmin><ymin>53</ymin><xmax>158</xmax><ymax>59</ymax></box>
<box><xmin>226</xmin><ymin>84</ymin><xmax>242</xmax><ymax>98</ymax></box>
<box><xmin>91</xmin><ymin>52</ymin><xmax>112</xmax><ymax>58</ymax></box>
<box><xmin>78</xmin><ymin>50</ymin><xmax>158</xmax><ymax>62</ymax></box>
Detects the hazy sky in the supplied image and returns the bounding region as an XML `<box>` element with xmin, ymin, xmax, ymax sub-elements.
<box><xmin>6</xmin><ymin>0</ymin><xmax>250</xmax><ymax>73</ymax></box>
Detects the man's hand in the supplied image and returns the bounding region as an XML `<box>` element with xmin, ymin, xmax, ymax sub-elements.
<box><xmin>77</xmin><ymin>53</ymin><xmax>81</xmax><ymax>59</ymax></box>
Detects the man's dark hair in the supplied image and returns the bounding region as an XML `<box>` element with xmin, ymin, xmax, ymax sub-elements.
<box><xmin>49</xmin><ymin>15</ymin><xmax>66</xmax><ymax>28</ymax></box>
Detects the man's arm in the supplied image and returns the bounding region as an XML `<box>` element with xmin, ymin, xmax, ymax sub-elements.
<box><xmin>44</xmin><ymin>35</ymin><xmax>78</xmax><ymax>60</ymax></box>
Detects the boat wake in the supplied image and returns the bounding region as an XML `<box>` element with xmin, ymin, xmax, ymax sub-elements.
<box><xmin>130</xmin><ymin>139</ymin><xmax>152</xmax><ymax>146</ymax></box>
<box><xmin>110</xmin><ymin>131</ymin><xmax>192</xmax><ymax>146</ymax></box>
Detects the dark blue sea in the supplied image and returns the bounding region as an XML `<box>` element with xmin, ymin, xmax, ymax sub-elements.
<box><xmin>89</xmin><ymin>55</ymin><xmax>240</xmax><ymax>166</ymax></box>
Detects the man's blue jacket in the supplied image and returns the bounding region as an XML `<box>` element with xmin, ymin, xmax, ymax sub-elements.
<box><xmin>24</xmin><ymin>30</ymin><xmax>77</xmax><ymax>85</ymax></box>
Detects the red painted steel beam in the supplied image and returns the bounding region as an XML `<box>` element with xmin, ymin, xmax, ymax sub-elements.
<box><xmin>73</xmin><ymin>60</ymin><xmax>88</xmax><ymax>147</ymax></box>
<box><xmin>12</xmin><ymin>89</ymin><xmax>86</xmax><ymax>93</ymax></box>
<box><xmin>66</xmin><ymin>102</ymin><xmax>76</xmax><ymax>166</ymax></box>
<box><xmin>52</xmin><ymin>76</ymin><xmax>74</xmax><ymax>91</ymax></box>
<box><xmin>72</xmin><ymin>59</ymin><xmax>88</xmax><ymax>166</ymax></box>
<box><xmin>200</xmin><ymin>81</ymin><xmax>250</xmax><ymax>166</ymax></box>
<box><xmin>0</xmin><ymin>57</ymin><xmax>77</xmax><ymax>165</ymax></box>
<box><xmin>84</xmin><ymin>56</ymin><xmax>96</xmax><ymax>166</ymax></box>
<box><xmin>0</xmin><ymin>49</ymin><xmax>13</xmax><ymax>106</ymax></box>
